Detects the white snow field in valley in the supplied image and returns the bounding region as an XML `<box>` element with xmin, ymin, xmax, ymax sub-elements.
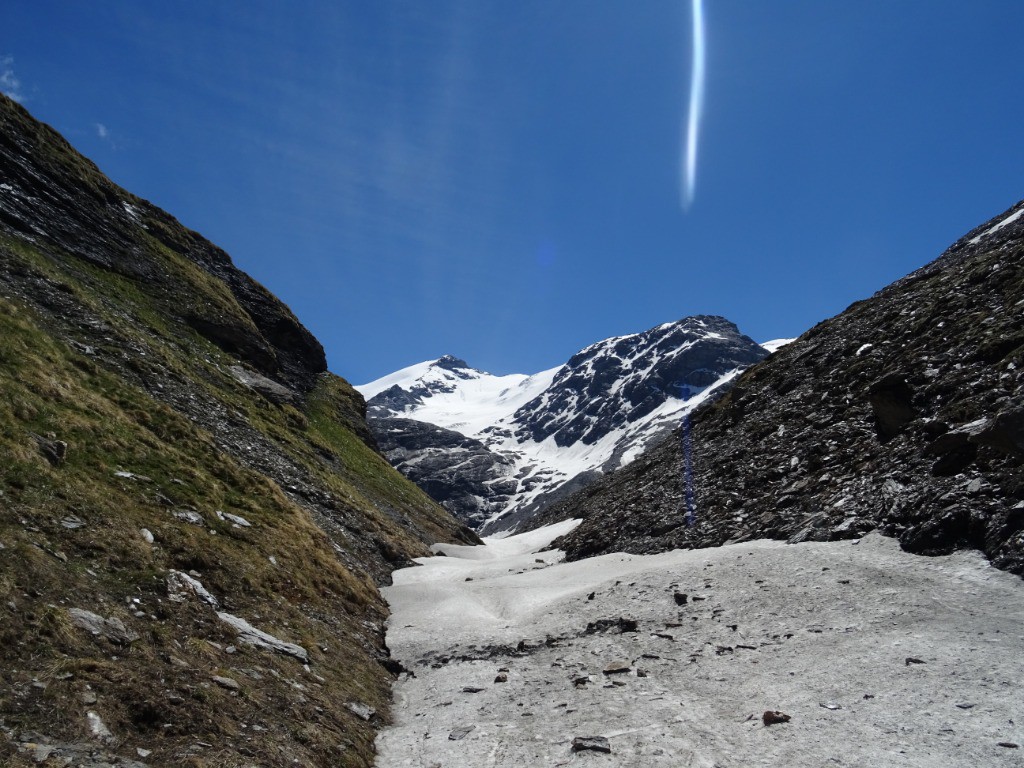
<box><xmin>375</xmin><ymin>521</ymin><xmax>1023</xmax><ymax>767</ymax></box>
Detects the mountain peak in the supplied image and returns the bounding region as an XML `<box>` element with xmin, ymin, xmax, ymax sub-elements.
<box><xmin>358</xmin><ymin>316</ymin><xmax>768</xmax><ymax>532</ymax></box>
<box><xmin>434</xmin><ymin>354</ymin><xmax>472</xmax><ymax>371</ymax></box>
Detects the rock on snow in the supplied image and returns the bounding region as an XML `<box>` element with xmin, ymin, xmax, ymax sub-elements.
<box><xmin>374</xmin><ymin>522</ymin><xmax>1023</xmax><ymax>767</ymax></box>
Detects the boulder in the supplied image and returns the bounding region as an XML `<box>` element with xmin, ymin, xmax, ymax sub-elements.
<box><xmin>68</xmin><ymin>608</ymin><xmax>139</xmax><ymax>645</ymax></box>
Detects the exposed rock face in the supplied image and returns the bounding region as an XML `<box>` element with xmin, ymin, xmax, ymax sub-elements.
<box><xmin>369</xmin><ymin>355</ymin><xmax>475</xmax><ymax>414</ymax></box>
<box><xmin>0</xmin><ymin>93</ymin><xmax>475</xmax><ymax>767</ymax></box>
<box><xmin>0</xmin><ymin>105</ymin><xmax>325</xmax><ymax>391</ymax></box>
<box><xmin>538</xmin><ymin>201</ymin><xmax>1024</xmax><ymax>577</ymax></box>
<box><xmin>67</xmin><ymin>608</ymin><xmax>141</xmax><ymax>645</ymax></box>
<box><xmin>511</xmin><ymin>316</ymin><xmax>767</xmax><ymax>448</ymax></box>
<box><xmin>361</xmin><ymin>317</ymin><xmax>768</xmax><ymax>532</ymax></box>
<box><xmin>371</xmin><ymin>417</ymin><xmax>518</xmax><ymax>530</ymax></box>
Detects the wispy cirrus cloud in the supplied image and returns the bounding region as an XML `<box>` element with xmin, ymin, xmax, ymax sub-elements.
<box><xmin>93</xmin><ymin>122</ymin><xmax>119</xmax><ymax>149</ymax></box>
<box><xmin>1</xmin><ymin>55</ymin><xmax>24</xmax><ymax>102</ymax></box>
<box><xmin>681</xmin><ymin>0</ymin><xmax>706</xmax><ymax>211</ymax></box>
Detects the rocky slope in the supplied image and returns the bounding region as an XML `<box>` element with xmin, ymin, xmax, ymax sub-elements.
<box><xmin>369</xmin><ymin>416</ymin><xmax>519</xmax><ymax>525</ymax></box>
<box><xmin>535</xmin><ymin>201</ymin><xmax>1024</xmax><ymax>577</ymax></box>
<box><xmin>0</xmin><ymin>93</ymin><xmax>476</xmax><ymax>767</ymax></box>
<box><xmin>359</xmin><ymin>318</ymin><xmax>768</xmax><ymax>532</ymax></box>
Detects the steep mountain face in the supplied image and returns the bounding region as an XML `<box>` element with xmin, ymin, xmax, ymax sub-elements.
<box><xmin>511</xmin><ymin>316</ymin><xmax>767</xmax><ymax>447</ymax></box>
<box><xmin>370</xmin><ymin>417</ymin><xmax>518</xmax><ymax>519</ymax></box>
<box><xmin>536</xmin><ymin>201</ymin><xmax>1024</xmax><ymax>577</ymax></box>
<box><xmin>0</xmin><ymin>94</ymin><xmax>475</xmax><ymax>768</ymax></box>
<box><xmin>358</xmin><ymin>317</ymin><xmax>769</xmax><ymax>532</ymax></box>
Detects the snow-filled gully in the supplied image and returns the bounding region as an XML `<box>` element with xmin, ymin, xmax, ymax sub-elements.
<box><xmin>375</xmin><ymin>522</ymin><xmax>1023</xmax><ymax>767</ymax></box>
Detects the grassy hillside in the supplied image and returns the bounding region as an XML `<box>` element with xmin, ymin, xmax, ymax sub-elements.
<box><xmin>0</xmin><ymin>93</ymin><xmax>474</xmax><ymax>766</ymax></box>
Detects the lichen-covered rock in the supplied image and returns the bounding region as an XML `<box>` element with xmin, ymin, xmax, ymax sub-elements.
<box><xmin>217</xmin><ymin>611</ymin><xmax>310</xmax><ymax>663</ymax></box>
<box><xmin>68</xmin><ymin>608</ymin><xmax>140</xmax><ymax>645</ymax></box>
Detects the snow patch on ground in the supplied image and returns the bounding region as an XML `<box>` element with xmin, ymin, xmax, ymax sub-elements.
<box><xmin>431</xmin><ymin>519</ymin><xmax>581</xmax><ymax>561</ymax></box>
<box><xmin>969</xmin><ymin>207</ymin><xmax>1024</xmax><ymax>244</ymax></box>
<box><xmin>376</xmin><ymin>524</ymin><xmax>1024</xmax><ymax>767</ymax></box>
<box><xmin>760</xmin><ymin>338</ymin><xmax>796</xmax><ymax>354</ymax></box>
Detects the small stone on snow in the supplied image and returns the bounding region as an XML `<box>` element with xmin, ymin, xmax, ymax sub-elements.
<box><xmin>602</xmin><ymin>660</ymin><xmax>631</xmax><ymax>675</ymax></box>
<box><xmin>572</xmin><ymin>736</ymin><xmax>611</xmax><ymax>753</ymax></box>
<box><xmin>763</xmin><ymin>710</ymin><xmax>791</xmax><ymax>726</ymax></box>
<box><xmin>449</xmin><ymin>725</ymin><xmax>475</xmax><ymax>741</ymax></box>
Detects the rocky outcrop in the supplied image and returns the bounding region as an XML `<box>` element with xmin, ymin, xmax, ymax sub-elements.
<box><xmin>372</xmin><ymin>417</ymin><xmax>518</xmax><ymax>529</ymax></box>
<box><xmin>538</xmin><ymin>200</ymin><xmax>1024</xmax><ymax>577</ymax></box>
<box><xmin>0</xmin><ymin>101</ymin><xmax>325</xmax><ymax>391</ymax></box>
<box><xmin>511</xmin><ymin>315</ymin><xmax>767</xmax><ymax>448</ymax></box>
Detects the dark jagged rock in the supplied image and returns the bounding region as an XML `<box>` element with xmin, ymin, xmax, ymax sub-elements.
<box><xmin>536</xmin><ymin>200</ymin><xmax>1024</xmax><ymax>577</ymax></box>
<box><xmin>583</xmin><ymin>617</ymin><xmax>638</xmax><ymax>634</ymax></box>
<box><xmin>572</xmin><ymin>735</ymin><xmax>612</xmax><ymax>753</ymax></box>
<box><xmin>763</xmin><ymin>711</ymin><xmax>792</xmax><ymax>726</ymax></box>
<box><xmin>370</xmin><ymin>417</ymin><xmax>517</xmax><ymax>529</ymax></box>
<box><xmin>511</xmin><ymin>315</ymin><xmax>767</xmax><ymax>449</ymax></box>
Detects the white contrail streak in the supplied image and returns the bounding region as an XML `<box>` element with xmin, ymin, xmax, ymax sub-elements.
<box><xmin>682</xmin><ymin>0</ymin><xmax>706</xmax><ymax>211</ymax></box>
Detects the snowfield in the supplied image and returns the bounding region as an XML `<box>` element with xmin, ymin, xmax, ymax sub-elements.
<box><xmin>357</xmin><ymin>358</ymin><xmax>745</xmax><ymax>534</ymax></box>
<box><xmin>357</xmin><ymin>318</ymin><xmax>771</xmax><ymax>534</ymax></box>
<box><xmin>375</xmin><ymin>523</ymin><xmax>1023</xmax><ymax>767</ymax></box>
<box><xmin>356</xmin><ymin>359</ymin><xmax>562</xmax><ymax>439</ymax></box>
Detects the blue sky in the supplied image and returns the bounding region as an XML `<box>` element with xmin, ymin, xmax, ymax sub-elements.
<box><xmin>3</xmin><ymin>1</ymin><xmax>1023</xmax><ymax>383</ymax></box>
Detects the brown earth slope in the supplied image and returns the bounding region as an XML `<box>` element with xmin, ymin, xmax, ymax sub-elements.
<box><xmin>0</xmin><ymin>93</ymin><xmax>476</xmax><ymax>767</ymax></box>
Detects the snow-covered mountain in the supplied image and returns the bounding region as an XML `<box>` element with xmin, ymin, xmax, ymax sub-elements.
<box><xmin>357</xmin><ymin>316</ymin><xmax>771</xmax><ymax>533</ymax></box>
